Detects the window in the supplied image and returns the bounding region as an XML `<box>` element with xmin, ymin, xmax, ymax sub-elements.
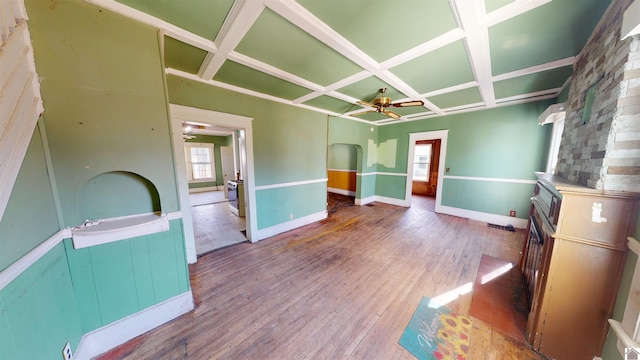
<box><xmin>184</xmin><ymin>143</ymin><xmax>215</xmax><ymax>182</ymax></box>
<box><xmin>413</xmin><ymin>144</ymin><xmax>432</xmax><ymax>182</ymax></box>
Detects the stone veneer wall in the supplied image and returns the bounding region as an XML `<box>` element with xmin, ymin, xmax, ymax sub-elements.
<box><xmin>556</xmin><ymin>0</ymin><xmax>640</xmax><ymax>193</ymax></box>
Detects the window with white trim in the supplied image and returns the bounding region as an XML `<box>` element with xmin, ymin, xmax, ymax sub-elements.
<box><xmin>184</xmin><ymin>143</ymin><xmax>215</xmax><ymax>182</ymax></box>
<box><xmin>412</xmin><ymin>144</ymin><xmax>432</xmax><ymax>182</ymax></box>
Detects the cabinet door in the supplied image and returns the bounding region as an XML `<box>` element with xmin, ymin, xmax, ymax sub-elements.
<box><xmin>537</xmin><ymin>240</ymin><xmax>625</xmax><ymax>359</ymax></box>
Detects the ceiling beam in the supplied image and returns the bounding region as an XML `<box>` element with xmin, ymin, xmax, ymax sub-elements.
<box><xmin>197</xmin><ymin>0</ymin><xmax>264</xmax><ymax>80</ymax></box>
<box><xmin>450</xmin><ymin>0</ymin><xmax>496</xmax><ymax>107</ymax></box>
<box><xmin>85</xmin><ymin>0</ymin><xmax>217</xmax><ymax>52</ymax></box>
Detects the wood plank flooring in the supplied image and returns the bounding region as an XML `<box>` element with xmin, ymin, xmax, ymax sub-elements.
<box><xmin>96</xmin><ymin>197</ymin><xmax>546</xmax><ymax>360</ymax></box>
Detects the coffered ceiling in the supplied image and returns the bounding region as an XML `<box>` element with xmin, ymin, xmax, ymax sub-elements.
<box><xmin>87</xmin><ymin>0</ymin><xmax>611</xmax><ymax>125</ymax></box>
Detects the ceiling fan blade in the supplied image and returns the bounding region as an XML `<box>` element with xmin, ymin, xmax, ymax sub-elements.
<box><xmin>351</xmin><ymin>109</ymin><xmax>376</xmax><ymax>117</ymax></box>
<box><xmin>357</xmin><ymin>100</ymin><xmax>377</xmax><ymax>108</ymax></box>
<box><xmin>383</xmin><ymin>110</ymin><xmax>401</xmax><ymax>119</ymax></box>
<box><xmin>392</xmin><ymin>100</ymin><xmax>424</xmax><ymax>107</ymax></box>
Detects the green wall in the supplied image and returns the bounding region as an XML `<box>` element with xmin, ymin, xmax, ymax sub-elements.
<box><xmin>185</xmin><ymin>134</ymin><xmax>232</xmax><ymax>188</ymax></box>
<box><xmin>0</xmin><ymin>242</ymin><xmax>84</xmax><ymax>359</ymax></box>
<box><xmin>167</xmin><ymin>75</ymin><xmax>329</xmax><ymax>229</ymax></box>
<box><xmin>328</xmin><ymin>143</ymin><xmax>357</xmax><ymax>170</ymax></box>
<box><xmin>27</xmin><ymin>0</ymin><xmax>180</xmax><ymax>228</ymax></box>
<box><xmin>377</xmin><ymin>102</ymin><xmax>552</xmax><ymax>218</ymax></box>
<box><xmin>328</xmin><ymin>117</ymin><xmax>378</xmax><ymax>199</ymax></box>
<box><xmin>0</xmin><ymin>125</ymin><xmax>60</xmax><ymax>271</ymax></box>
<box><xmin>0</xmin><ymin>1</ymin><xmax>190</xmax><ymax>358</ymax></box>
<box><xmin>64</xmin><ymin>220</ymin><xmax>189</xmax><ymax>332</ymax></box>
<box><xmin>601</xmin><ymin>214</ymin><xmax>640</xmax><ymax>360</ymax></box>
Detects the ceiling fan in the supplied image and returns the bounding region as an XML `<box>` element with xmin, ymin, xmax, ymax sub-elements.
<box><xmin>352</xmin><ymin>88</ymin><xmax>424</xmax><ymax>119</ymax></box>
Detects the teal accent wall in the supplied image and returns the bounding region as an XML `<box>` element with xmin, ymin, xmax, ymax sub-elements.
<box><xmin>0</xmin><ymin>1</ymin><xmax>191</xmax><ymax>359</ymax></box>
<box><xmin>26</xmin><ymin>0</ymin><xmax>181</xmax><ymax>228</ymax></box>
<box><xmin>185</xmin><ymin>134</ymin><xmax>232</xmax><ymax>188</ymax></box>
<box><xmin>375</xmin><ymin>175</ymin><xmax>408</xmax><ymax>199</ymax></box>
<box><xmin>378</xmin><ymin>102</ymin><xmax>552</xmax><ymax>218</ymax></box>
<box><xmin>256</xmin><ymin>182</ymin><xmax>327</xmax><ymax>229</ymax></box>
<box><xmin>358</xmin><ymin>175</ymin><xmax>376</xmax><ymax>199</ymax></box>
<box><xmin>0</xmin><ymin>126</ymin><xmax>60</xmax><ymax>271</ymax></box>
<box><xmin>441</xmin><ymin>179</ymin><xmax>535</xmax><ymax>218</ymax></box>
<box><xmin>0</xmin><ymin>242</ymin><xmax>84</xmax><ymax>359</ymax></box>
<box><xmin>65</xmin><ymin>220</ymin><xmax>189</xmax><ymax>332</ymax></box>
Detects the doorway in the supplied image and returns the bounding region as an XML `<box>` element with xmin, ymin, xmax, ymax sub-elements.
<box><xmin>405</xmin><ymin>130</ymin><xmax>448</xmax><ymax>212</ymax></box>
<box><xmin>170</xmin><ymin>104</ymin><xmax>256</xmax><ymax>263</ymax></box>
<box><xmin>327</xmin><ymin>143</ymin><xmax>359</xmax><ymax>213</ymax></box>
<box><xmin>182</xmin><ymin>132</ymin><xmax>246</xmax><ymax>255</ymax></box>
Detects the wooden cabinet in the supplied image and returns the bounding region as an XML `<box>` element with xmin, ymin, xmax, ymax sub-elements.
<box><xmin>521</xmin><ymin>173</ymin><xmax>639</xmax><ymax>359</ymax></box>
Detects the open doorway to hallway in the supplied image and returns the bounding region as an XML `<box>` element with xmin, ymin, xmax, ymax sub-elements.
<box><xmin>170</xmin><ymin>104</ymin><xmax>256</xmax><ymax>263</ymax></box>
<box><xmin>190</xmin><ymin>191</ymin><xmax>246</xmax><ymax>255</ymax></box>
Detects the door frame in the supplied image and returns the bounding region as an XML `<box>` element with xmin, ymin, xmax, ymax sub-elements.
<box><xmin>170</xmin><ymin>104</ymin><xmax>256</xmax><ymax>263</ymax></box>
<box><xmin>220</xmin><ymin>145</ymin><xmax>235</xmax><ymax>199</ymax></box>
<box><xmin>404</xmin><ymin>130</ymin><xmax>448</xmax><ymax>211</ymax></box>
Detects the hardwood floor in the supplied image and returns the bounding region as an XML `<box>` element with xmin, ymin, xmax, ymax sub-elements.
<box><xmin>96</xmin><ymin>199</ymin><xmax>546</xmax><ymax>360</ymax></box>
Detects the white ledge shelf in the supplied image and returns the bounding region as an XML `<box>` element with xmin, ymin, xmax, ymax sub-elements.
<box><xmin>71</xmin><ymin>213</ymin><xmax>170</xmax><ymax>249</ymax></box>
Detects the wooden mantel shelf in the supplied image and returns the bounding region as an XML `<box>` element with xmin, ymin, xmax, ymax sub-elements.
<box><xmin>535</xmin><ymin>172</ymin><xmax>640</xmax><ymax>198</ymax></box>
<box><xmin>71</xmin><ymin>213</ymin><xmax>170</xmax><ymax>249</ymax></box>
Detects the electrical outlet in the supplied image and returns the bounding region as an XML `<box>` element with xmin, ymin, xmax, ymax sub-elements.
<box><xmin>509</xmin><ymin>210</ymin><xmax>516</xmax><ymax>217</ymax></box>
<box><xmin>62</xmin><ymin>342</ymin><xmax>73</xmax><ymax>360</ymax></box>
<box><xmin>289</xmin><ymin>213</ymin><xmax>294</xmax><ymax>220</ymax></box>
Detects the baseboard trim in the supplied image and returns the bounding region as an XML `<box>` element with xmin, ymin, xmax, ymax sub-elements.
<box><xmin>437</xmin><ymin>205</ymin><xmax>528</xmax><ymax>229</ymax></box>
<box><xmin>74</xmin><ymin>291</ymin><xmax>194</xmax><ymax>360</ymax></box>
<box><xmin>355</xmin><ymin>195</ymin><xmax>407</xmax><ymax>207</ymax></box>
<box><xmin>253</xmin><ymin>210</ymin><xmax>327</xmax><ymax>241</ymax></box>
<box><xmin>328</xmin><ymin>187</ymin><xmax>356</xmax><ymax>197</ymax></box>
<box><xmin>355</xmin><ymin>196</ymin><xmax>375</xmax><ymax>205</ymax></box>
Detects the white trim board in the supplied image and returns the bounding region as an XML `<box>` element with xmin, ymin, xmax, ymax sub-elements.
<box><xmin>443</xmin><ymin>175</ymin><xmax>537</xmax><ymax>184</ymax></box>
<box><xmin>0</xmin><ymin>228</ymin><xmax>70</xmax><ymax>292</ymax></box>
<box><xmin>327</xmin><ymin>169</ymin><xmax>356</xmax><ymax>173</ymax></box>
<box><xmin>75</xmin><ymin>291</ymin><xmax>194</xmax><ymax>360</ymax></box>
<box><xmin>0</xmin><ymin>211</ymin><xmax>183</xmax><ymax>292</ymax></box>
<box><xmin>437</xmin><ymin>204</ymin><xmax>528</xmax><ymax>229</ymax></box>
<box><xmin>255</xmin><ymin>178</ymin><xmax>327</xmax><ymax>191</ymax></box>
<box><xmin>328</xmin><ymin>187</ymin><xmax>355</xmax><ymax>197</ymax></box>
<box><xmin>355</xmin><ymin>195</ymin><xmax>406</xmax><ymax>207</ymax></box>
<box><xmin>253</xmin><ymin>210</ymin><xmax>327</xmax><ymax>242</ymax></box>
<box><xmin>357</xmin><ymin>172</ymin><xmax>406</xmax><ymax>177</ymax></box>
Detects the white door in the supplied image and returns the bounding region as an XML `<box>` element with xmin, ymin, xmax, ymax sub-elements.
<box><xmin>220</xmin><ymin>146</ymin><xmax>235</xmax><ymax>199</ymax></box>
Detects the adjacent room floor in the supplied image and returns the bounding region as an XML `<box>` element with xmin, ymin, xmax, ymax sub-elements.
<box><xmin>98</xmin><ymin>195</ymin><xmax>544</xmax><ymax>360</ymax></box>
<box><xmin>190</xmin><ymin>191</ymin><xmax>247</xmax><ymax>255</ymax></box>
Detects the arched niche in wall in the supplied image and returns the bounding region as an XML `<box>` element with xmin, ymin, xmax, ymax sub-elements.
<box><xmin>327</xmin><ymin>143</ymin><xmax>360</xmax><ymax>197</ymax></box>
<box><xmin>77</xmin><ymin>171</ymin><xmax>161</xmax><ymax>220</ymax></box>
<box><xmin>72</xmin><ymin>171</ymin><xmax>169</xmax><ymax>249</ymax></box>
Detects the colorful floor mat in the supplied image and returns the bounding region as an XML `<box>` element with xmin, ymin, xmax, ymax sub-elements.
<box><xmin>399</xmin><ymin>297</ymin><xmax>472</xmax><ymax>360</ymax></box>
